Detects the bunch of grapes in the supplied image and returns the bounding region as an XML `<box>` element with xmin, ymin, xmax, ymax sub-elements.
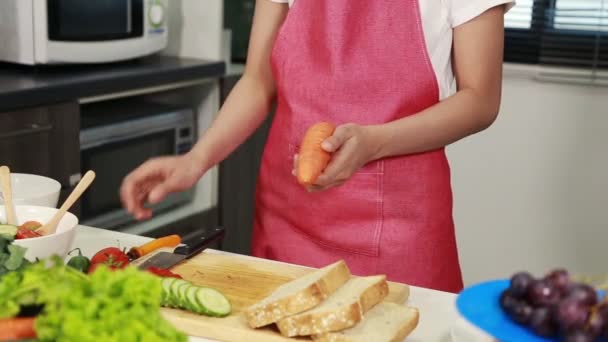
<box><xmin>500</xmin><ymin>269</ymin><xmax>608</xmax><ymax>342</ymax></box>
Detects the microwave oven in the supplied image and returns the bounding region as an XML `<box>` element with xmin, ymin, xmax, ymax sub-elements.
<box><xmin>79</xmin><ymin>99</ymin><xmax>195</xmax><ymax>229</ymax></box>
<box><xmin>0</xmin><ymin>0</ymin><xmax>168</xmax><ymax>65</ymax></box>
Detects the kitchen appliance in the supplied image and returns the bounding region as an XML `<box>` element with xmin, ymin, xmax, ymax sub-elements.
<box><xmin>136</xmin><ymin>226</ymin><xmax>225</xmax><ymax>270</ymax></box>
<box><xmin>0</xmin><ymin>0</ymin><xmax>168</xmax><ymax>65</ymax></box>
<box><xmin>79</xmin><ymin>99</ymin><xmax>196</xmax><ymax>230</ymax></box>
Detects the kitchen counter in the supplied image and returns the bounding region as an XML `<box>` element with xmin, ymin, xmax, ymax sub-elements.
<box><xmin>70</xmin><ymin>225</ymin><xmax>492</xmax><ymax>342</ymax></box>
<box><xmin>0</xmin><ymin>55</ymin><xmax>225</xmax><ymax>112</ymax></box>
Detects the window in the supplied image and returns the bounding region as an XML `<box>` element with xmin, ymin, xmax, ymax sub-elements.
<box><xmin>504</xmin><ymin>0</ymin><xmax>608</xmax><ymax>83</ymax></box>
<box><xmin>505</xmin><ymin>0</ymin><xmax>534</xmax><ymax>29</ymax></box>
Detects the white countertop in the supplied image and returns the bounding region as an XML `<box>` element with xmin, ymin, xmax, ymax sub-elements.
<box><xmin>70</xmin><ymin>225</ymin><xmax>492</xmax><ymax>342</ymax></box>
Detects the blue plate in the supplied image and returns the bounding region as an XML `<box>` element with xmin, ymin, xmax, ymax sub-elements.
<box><xmin>456</xmin><ymin>279</ymin><xmax>606</xmax><ymax>342</ymax></box>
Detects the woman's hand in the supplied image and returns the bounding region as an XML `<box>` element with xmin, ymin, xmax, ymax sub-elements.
<box><xmin>120</xmin><ymin>153</ymin><xmax>207</xmax><ymax>220</ymax></box>
<box><xmin>294</xmin><ymin>123</ymin><xmax>384</xmax><ymax>192</ymax></box>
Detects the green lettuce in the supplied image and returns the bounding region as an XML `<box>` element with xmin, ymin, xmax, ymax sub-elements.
<box><xmin>0</xmin><ymin>256</ymin><xmax>186</xmax><ymax>342</ymax></box>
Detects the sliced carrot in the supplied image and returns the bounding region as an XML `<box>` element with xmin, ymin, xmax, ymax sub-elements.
<box><xmin>296</xmin><ymin>122</ymin><xmax>336</xmax><ymax>186</ymax></box>
<box><xmin>127</xmin><ymin>234</ymin><xmax>182</xmax><ymax>259</ymax></box>
<box><xmin>0</xmin><ymin>317</ymin><xmax>37</xmax><ymax>340</ymax></box>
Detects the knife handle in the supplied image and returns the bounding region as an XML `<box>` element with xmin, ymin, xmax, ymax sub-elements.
<box><xmin>174</xmin><ymin>226</ymin><xmax>225</xmax><ymax>258</ymax></box>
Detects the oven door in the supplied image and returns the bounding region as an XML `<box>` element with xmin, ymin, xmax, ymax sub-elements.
<box><xmin>80</xmin><ymin>110</ymin><xmax>195</xmax><ymax>229</ymax></box>
<box><xmin>47</xmin><ymin>0</ymin><xmax>144</xmax><ymax>42</ymax></box>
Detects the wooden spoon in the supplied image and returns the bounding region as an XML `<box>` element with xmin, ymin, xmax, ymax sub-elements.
<box><xmin>0</xmin><ymin>166</ymin><xmax>18</xmax><ymax>225</ymax></box>
<box><xmin>36</xmin><ymin>171</ymin><xmax>96</xmax><ymax>236</ymax></box>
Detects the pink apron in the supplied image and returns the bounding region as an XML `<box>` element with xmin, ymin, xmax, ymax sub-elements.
<box><xmin>252</xmin><ymin>0</ymin><xmax>464</xmax><ymax>293</ymax></box>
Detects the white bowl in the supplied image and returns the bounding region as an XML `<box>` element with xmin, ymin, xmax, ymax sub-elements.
<box><xmin>0</xmin><ymin>173</ymin><xmax>61</xmax><ymax>208</ymax></box>
<box><xmin>0</xmin><ymin>205</ymin><xmax>79</xmax><ymax>261</ymax></box>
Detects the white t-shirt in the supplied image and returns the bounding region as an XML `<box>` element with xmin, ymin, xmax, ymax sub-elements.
<box><xmin>269</xmin><ymin>0</ymin><xmax>515</xmax><ymax>100</ymax></box>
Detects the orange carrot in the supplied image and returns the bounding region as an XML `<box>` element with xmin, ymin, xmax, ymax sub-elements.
<box><xmin>127</xmin><ymin>234</ymin><xmax>182</xmax><ymax>260</ymax></box>
<box><xmin>296</xmin><ymin>122</ymin><xmax>336</xmax><ymax>186</ymax></box>
<box><xmin>0</xmin><ymin>318</ymin><xmax>37</xmax><ymax>340</ymax></box>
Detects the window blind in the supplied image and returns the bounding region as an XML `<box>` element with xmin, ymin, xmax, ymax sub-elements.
<box><xmin>504</xmin><ymin>0</ymin><xmax>608</xmax><ymax>85</ymax></box>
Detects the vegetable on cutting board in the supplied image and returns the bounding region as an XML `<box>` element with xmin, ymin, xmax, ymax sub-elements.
<box><xmin>161</xmin><ymin>277</ymin><xmax>231</xmax><ymax>317</ymax></box>
<box><xmin>296</xmin><ymin>122</ymin><xmax>336</xmax><ymax>186</ymax></box>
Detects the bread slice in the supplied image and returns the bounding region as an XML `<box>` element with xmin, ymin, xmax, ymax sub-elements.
<box><xmin>276</xmin><ymin>275</ymin><xmax>389</xmax><ymax>337</ymax></box>
<box><xmin>244</xmin><ymin>260</ymin><xmax>351</xmax><ymax>328</ymax></box>
<box><xmin>311</xmin><ymin>302</ymin><xmax>420</xmax><ymax>342</ymax></box>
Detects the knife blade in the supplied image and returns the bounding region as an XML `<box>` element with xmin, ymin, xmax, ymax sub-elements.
<box><xmin>137</xmin><ymin>226</ymin><xmax>225</xmax><ymax>270</ymax></box>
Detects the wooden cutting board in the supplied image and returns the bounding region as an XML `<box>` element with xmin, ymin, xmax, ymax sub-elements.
<box><xmin>156</xmin><ymin>251</ymin><xmax>410</xmax><ymax>342</ymax></box>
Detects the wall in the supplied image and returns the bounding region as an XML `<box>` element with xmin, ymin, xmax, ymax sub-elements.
<box><xmin>448</xmin><ymin>64</ymin><xmax>608</xmax><ymax>286</ymax></box>
<box><xmin>163</xmin><ymin>0</ymin><xmax>224</xmax><ymax>60</ymax></box>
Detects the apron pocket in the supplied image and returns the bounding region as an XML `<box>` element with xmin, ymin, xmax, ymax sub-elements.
<box><xmin>286</xmin><ymin>166</ymin><xmax>384</xmax><ymax>257</ymax></box>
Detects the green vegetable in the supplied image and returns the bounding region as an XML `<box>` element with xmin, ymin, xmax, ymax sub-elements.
<box><xmin>0</xmin><ymin>236</ymin><xmax>29</xmax><ymax>281</ymax></box>
<box><xmin>5</xmin><ymin>244</ymin><xmax>26</xmax><ymax>271</ymax></box>
<box><xmin>162</xmin><ymin>277</ymin><xmax>231</xmax><ymax>317</ymax></box>
<box><xmin>0</xmin><ymin>224</ymin><xmax>17</xmax><ymax>240</ymax></box>
<box><xmin>35</xmin><ymin>265</ymin><xmax>187</xmax><ymax>342</ymax></box>
<box><xmin>66</xmin><ymin>248</ymin><xmax>90</xmax><ymax>273</ymax></box>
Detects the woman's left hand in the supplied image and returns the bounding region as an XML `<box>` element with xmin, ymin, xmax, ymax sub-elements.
<box><xmin>294</xmin><ymin>123</ymin><xmax>385</xmax><ymax>192</ymax></box>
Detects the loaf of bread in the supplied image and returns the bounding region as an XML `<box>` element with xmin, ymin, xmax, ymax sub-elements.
<box><xmin>276</xmin><ymin>275</ymin><xmax>389</xmax><ymax>337</ymax></box>
<box><xmin>244</xmin><ymin>260</ymin><xmax>351</xmax><ymax>328</ymax></box>
<box><xmin>311</xmin><ymin>302</ymin><xmax>420</xmax><ymax>342</ymax></box>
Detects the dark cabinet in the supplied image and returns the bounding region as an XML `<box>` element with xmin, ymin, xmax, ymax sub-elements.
<box><xmin>218</xmin><ymin>74</ymin><xmax>274</xmax><ymax>255</ymax></box>
<box><xmin>0</xmin><ymin>102</ymin><xmax>81</xmax><ymax>210</ymax></box>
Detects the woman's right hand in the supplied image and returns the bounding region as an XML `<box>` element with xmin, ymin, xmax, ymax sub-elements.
<box><xmin>120</xmin><ymin>153</ymin><xmax>206</xmax><ymax>220</ymax></box>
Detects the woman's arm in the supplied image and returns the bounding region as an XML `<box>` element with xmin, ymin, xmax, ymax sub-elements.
<box><xmin>312</xmin><ymin>5</ymin><xmax>506</xmax><ymax>190</ymax></box>
<box><xmin>188</xmin><ymin>0</ymin><xmax>287</xmax><ymax>170</ymax></box>
<box><xmin>120</xmin><ymin>1</ymin><xmax>287</xmax><ymax>217</ymax></box>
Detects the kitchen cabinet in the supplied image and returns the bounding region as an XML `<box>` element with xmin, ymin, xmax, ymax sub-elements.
<box><xmin>0</xmin><ymin>102</ymin><xmax>80</xmax><ymax>210</ymax></box>
<box><xmin>218</xmin><ymin>73</ymin><xmax>275</xmax><ymax>255</ymax></box>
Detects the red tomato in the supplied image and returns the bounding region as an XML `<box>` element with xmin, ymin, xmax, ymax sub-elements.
<box><xmin>88</xmin><ymin>247</ymin><xmax>130</xmax><ymax>273</ymax></box>
<box><xmin>16</xmin><ymin>227</ymin><xmax>42</xmax><ymax>240</ymax></box>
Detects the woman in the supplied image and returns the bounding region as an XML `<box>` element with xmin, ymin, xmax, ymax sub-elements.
<box><xmin>121</xmin><ymin>0</ymin><xmax>514</xmax><ymax>293</ymax></box>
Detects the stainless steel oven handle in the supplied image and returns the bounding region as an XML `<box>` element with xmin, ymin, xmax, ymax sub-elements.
<box><xmin>0</xmin><ymin>124</ymin><xmax>53</xmax><ymax>140</ymax></box>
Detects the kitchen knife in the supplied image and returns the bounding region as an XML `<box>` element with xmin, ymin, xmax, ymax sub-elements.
<box><xmin>137</xmin><ymin>226</ymin><xmax>225</xmax><ymax>270</ymax></box>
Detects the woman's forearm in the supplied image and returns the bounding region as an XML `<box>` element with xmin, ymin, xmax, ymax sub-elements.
<box><xmin>187</xmin><ymin>73</ymin><xmax>276</xmax><ymax>170</ymax></box>
<box><xmin>372</xmin><ymin>86</ymin><xmax>500</xmax><ymax>159</ymax></box>
<box><xmin>372</xmin><ymin>5</ymin><xmax>505</xmax><ymax>160</ymax></box>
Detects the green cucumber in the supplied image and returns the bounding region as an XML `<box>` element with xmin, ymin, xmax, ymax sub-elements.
<box><xmin>0</xmin><ymin>224</ymin><xmax>17</xmax><ymax>240</ymax></box>
<box><xmin>194</xmin><ymin>287</ymin><xmax>231</xmax><ymax>317</ymax></box>
<box><xmin>177</xmin><ymin>282</ymin><xmax>191</xmax><ymax>308</ymax></box>
<box><xmin>184</xmin><ymin>286</ymin><xmax>202</xmax><ymax>313</ymax></box>
<box><xmin>169</xmin><ymin>279</ymin><xmax>189</xmax><ymax>308</ymax></box>
<box><xmin>161</xmin><ymin>278</ymin><xmax>177</xmax><ymax>307</ymax></box>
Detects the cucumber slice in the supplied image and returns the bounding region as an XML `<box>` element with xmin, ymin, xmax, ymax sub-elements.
<box><xmin>0</xmin><ymin>224</ymin><xmax>17</xmax><ymax>240</ymax></box>
<box><xmin>177</xmin><ymin>282</ymin><xmax>191</xmax><ymax>308</ymax></box>
<box><xmin>184</xmin><ymin>286</ymin><xmax>202</xmax><ymax>313</ymax></box>
<box><xmin>161</xmin><ymin>278</ymin><xmax>177</xmax><ymax>307</ymax></box>
<box><xmin>194</xmin><ymin>287</ymin><xmax>231</xmax><ymax>317</ymax></box>
<box><xmin>169</xmin><ymin>279</ymin><xmax>189</xmax><ymax>308</ymax></box>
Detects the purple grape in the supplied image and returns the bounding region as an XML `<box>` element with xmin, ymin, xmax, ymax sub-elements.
<box><xmin>529</xmin><ymin>307</ymin><xmax>557</xmax><ymax>338</ymax></box>
<box><xmin>544</xmin><ymin>269</ymin><xmax>571</xmax><ymax>295</ymax></box>
<box><xmin>511</xmin><ymin>271</ymin><xmax>535</xmax><ymax>297</ymax></box>
<box><xmin>510</xmin><ymin>302</ymin><xmax>534</xmax><ymax>325</ymax></box>
<box><xmin>597</xmin><ymin>303</ymin><xmax>608</xmax><ymax>339</ymax></box>
<box><xmin>554</xmin><ymin>297</ymin><xmax>590</xmax><ymax>332</ymax></box>
<box><xmin>567</xmin><ymin>284</ymin><xmax>598</xmax><ymax>307</ymax></box>
<box><xmin>563</xmin><ymin>330</ymin><xmax>596</xmax><ymax>342</ymax></box>
<box><xmin>500</xmin><ymin>289</ymin><xmax>520</xmax><ymax>314</ymax></box>
<box><xmin>527</xmin><ymin>280</ymin><xmax>561</xmax><ymax>307</ymax></box>
<box><xmin>586</xmin><ymin>310</ymin><xmax>606</xmax><ymax>338</ymax></box>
